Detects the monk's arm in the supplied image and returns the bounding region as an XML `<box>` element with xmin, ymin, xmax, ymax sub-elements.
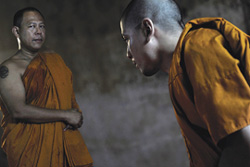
<box><xmin>0</xmin><ymin>64</ymin><xmax>82</xmax><ymax>128</ymax></box>
<box><xmin>218</xmin><ymin>125</ymin><xmax>250</xmax><ymax>167</ymax></box>
<box><xmin>72</xmin><ymin>91</ymin><xmax>81</xmax><ymax>112</ymax></box>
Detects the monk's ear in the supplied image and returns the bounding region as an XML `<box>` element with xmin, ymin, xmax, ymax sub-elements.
<box><xmin>12</xmin><ymin>26</ymin><xmax>20</xmax><ymax>38</ymax></box>
<box><xmin>141</xmin><ymin>18</ymin><xmax>154</xmax><ymax>43</ymax></box>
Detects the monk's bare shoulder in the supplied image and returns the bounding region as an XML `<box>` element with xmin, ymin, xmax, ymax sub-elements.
<box><xmin>0</xmin><ymin>57</ymin><xmax>15</xmax><ymax>80</ymax></box>
<box><xmin>0</xmin><ymin>54</ymin><xmax>28</xmax><ymax>80</ymax></box>
<box><xmin>0</xmin><ymin>65</ymin><xmax>9</xmax><ymax>79</ymax></box>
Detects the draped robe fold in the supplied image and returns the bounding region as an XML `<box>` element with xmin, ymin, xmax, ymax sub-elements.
<box><xmin>0</xmin><ymin>52</ymin><xmax>93</xmax><ymax>167</ymax></box>
<box><xmin>169</xmin><ymin>17</ymin><xmax>250</xmax><ymax>167</ymax></box>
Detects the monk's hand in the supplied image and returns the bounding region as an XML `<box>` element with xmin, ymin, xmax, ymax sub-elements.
<box><xmin>64</xmin><ymin>108</ymin><xmax>84</xmax><ymax>130</ymax></box>
<box><xmin>64</xmin><ymin>124</ymin><xmax>73</xmax><ymax>131</ymax></box>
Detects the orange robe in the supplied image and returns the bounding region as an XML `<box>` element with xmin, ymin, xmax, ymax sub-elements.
<box><xmin>169</xmin><ymin>17</ymin><xmax>250</xmax><ymax>167</ymax></box>
<box><xmin>0</xmin><ymin>52</ymin><xmax>93</xmax><ymax>167</ymax></box>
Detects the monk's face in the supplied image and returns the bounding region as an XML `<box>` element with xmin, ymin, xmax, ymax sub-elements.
<box><xmin>120</xmin><ymin>18</ymin><xmax>161</xmax><ymax>76</ymax></box>
<box><xmin>18</xmin><ymin>11</ymin><xmax>46</xmax><ymax>52</ymax></box>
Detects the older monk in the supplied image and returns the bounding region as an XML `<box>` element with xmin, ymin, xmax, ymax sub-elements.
<box><xmin>0</xmin><ymin>7</ymin><xmax>93</xmax><ymax>167</ymax></box>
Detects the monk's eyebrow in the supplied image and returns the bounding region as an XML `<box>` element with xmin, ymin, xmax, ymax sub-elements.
<box><xmin>26</xmin><ymin>22</ymin><xmax>36</xmax><ymax>25</ymax></box>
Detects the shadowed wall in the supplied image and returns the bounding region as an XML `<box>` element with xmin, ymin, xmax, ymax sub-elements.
<box><xmin>0</xmin><ymin>0</ymin><xmax>249</xmax><ymax>167</ymax></box>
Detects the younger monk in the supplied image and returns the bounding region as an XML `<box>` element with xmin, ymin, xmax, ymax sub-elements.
<box><xmin>0</xmin><ymin>7</ymin><xmax>93</xmax><ymax>167</ymax></box>
<box><xmin>120</xmin><ymin>0</ymin><xmax>250</xmax><ymax>166</ymax></box>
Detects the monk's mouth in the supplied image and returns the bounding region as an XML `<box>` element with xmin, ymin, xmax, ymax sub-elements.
<box><xmin>33</xmin><ymin>39</ymin><xmax>43</xmax><ymax>42</ymax></box>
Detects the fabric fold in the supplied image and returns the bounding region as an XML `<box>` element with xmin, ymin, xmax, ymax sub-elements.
<box><xmin>169</xmin><ymin>17</ymin><xmax>250</xmax><ymax>167</ymax></box>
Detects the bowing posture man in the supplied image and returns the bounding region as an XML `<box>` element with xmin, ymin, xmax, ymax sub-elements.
<box><xmin>120</xmin><ymin>0</ymin><xmax>250</xmax><ymax>166</ymax></box>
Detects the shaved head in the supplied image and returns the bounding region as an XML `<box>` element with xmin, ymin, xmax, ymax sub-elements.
<box><xmin>13</xmin><ymin>7</ymin><xmax>44</xmax><ymax>28</ymax></box>
<box><xmin>121</xmin><ymin>0</ymin><xmax>184</xmax><ymax>32</ymax></box>
<box><xmin>120</xmin><ymin>0</ymin><xmax>184</xmax><ymax>76</ymax></box>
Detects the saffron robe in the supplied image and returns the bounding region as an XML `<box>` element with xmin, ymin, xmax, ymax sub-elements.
<box><xmin>169</xmin><ymin>17</ymin><xmax>250</xmax><ymax>167</ymax></box>
<box><xmin>0</xmin><ymin>52</ymin><xmax>93</xmax><ymax>167</ymax></box>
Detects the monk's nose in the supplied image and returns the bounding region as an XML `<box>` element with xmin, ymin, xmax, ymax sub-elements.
<box><xmin>127</xmin><ymin>50</ymin><xmax>133</xmax><ymax>59</ymax></box>
<box><xmin>36</xmin><ymin>27</ymin><xmax>42</xmax><ymax>34</ymax></box>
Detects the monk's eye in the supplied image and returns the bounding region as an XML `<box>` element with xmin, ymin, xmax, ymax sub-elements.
<box><xmin>28</xmin><ymin>25</ymin><xmax>36</xmax><ymax>28</ymax></box>
<box><xmin>40</xmin><ymin>24</ymin><xmax>46</xmax><ymax>29</ymax></box>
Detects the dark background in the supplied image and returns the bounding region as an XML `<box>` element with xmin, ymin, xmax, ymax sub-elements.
<box><xmin>0</xmin><ymin>0</ymin><xmax>249</xmax><ymax>166</ymax></box>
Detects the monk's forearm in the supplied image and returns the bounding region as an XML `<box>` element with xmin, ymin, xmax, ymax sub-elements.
<box><xmin>10</xmin><ymin>104</ymin><xmax>82</xmax><ymax>128</ymax></box>
<box><xmin>12</xmin><ymin>104</ymin><xmax>70</xmax><ymax>124</ymax></box>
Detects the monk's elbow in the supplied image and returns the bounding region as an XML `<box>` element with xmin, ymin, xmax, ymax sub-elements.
<box><xmin>11</xmin><ymin>109</ymin><xmax>22</xmax><ymax>119</ymax></box>
<box><xmin>10</xmin><ymin>105</ymin><xmax>26</xmax><ymax>120</ymax></box>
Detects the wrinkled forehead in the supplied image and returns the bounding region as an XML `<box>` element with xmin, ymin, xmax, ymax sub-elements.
<box><xmin>22</xmin><ymin>11</ymin><xmax>44</xmax><ymax>24</ymax></box>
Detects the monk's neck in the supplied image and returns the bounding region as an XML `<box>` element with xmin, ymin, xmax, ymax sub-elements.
<box><xmin>160</xmin><ymin>51</ymin><xmax>173</xmax><ymax>74</ymax></box>
<box><xmin>19</xmin><ymin>48</ymin><xmax>39</xmax><ymax>60</ymax></box>
<box><xmin>158</xmin><ymin>29</ymin><xmax>182</xmax><ymax>74</ymax></box>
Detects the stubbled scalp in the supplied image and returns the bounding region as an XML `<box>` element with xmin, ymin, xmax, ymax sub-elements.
<box><xmin>13</xmin><ymin>7</ymin><xmax>44</xmax><ymax>28</ymax></box>
<box><xmin>121</xmin><ymin>0</ymin><xmax>184</xmax><ymax>31</ymax></box>
<box><xmin>0</xmin><ymin>65</ymin><xmax>9</xmax><ymax>79</ymax></box>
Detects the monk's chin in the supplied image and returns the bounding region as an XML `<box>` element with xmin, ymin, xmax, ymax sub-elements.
<box><xmin>141</xmin><ymin>68</ymin><xmax>159</xmax><ymax>77</ymax></box>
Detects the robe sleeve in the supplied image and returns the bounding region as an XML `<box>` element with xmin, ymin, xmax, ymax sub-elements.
<box><xmin>183</xmin><ymin>27</ymin><xmax>250</xmax><ymax>145</ymax></box>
